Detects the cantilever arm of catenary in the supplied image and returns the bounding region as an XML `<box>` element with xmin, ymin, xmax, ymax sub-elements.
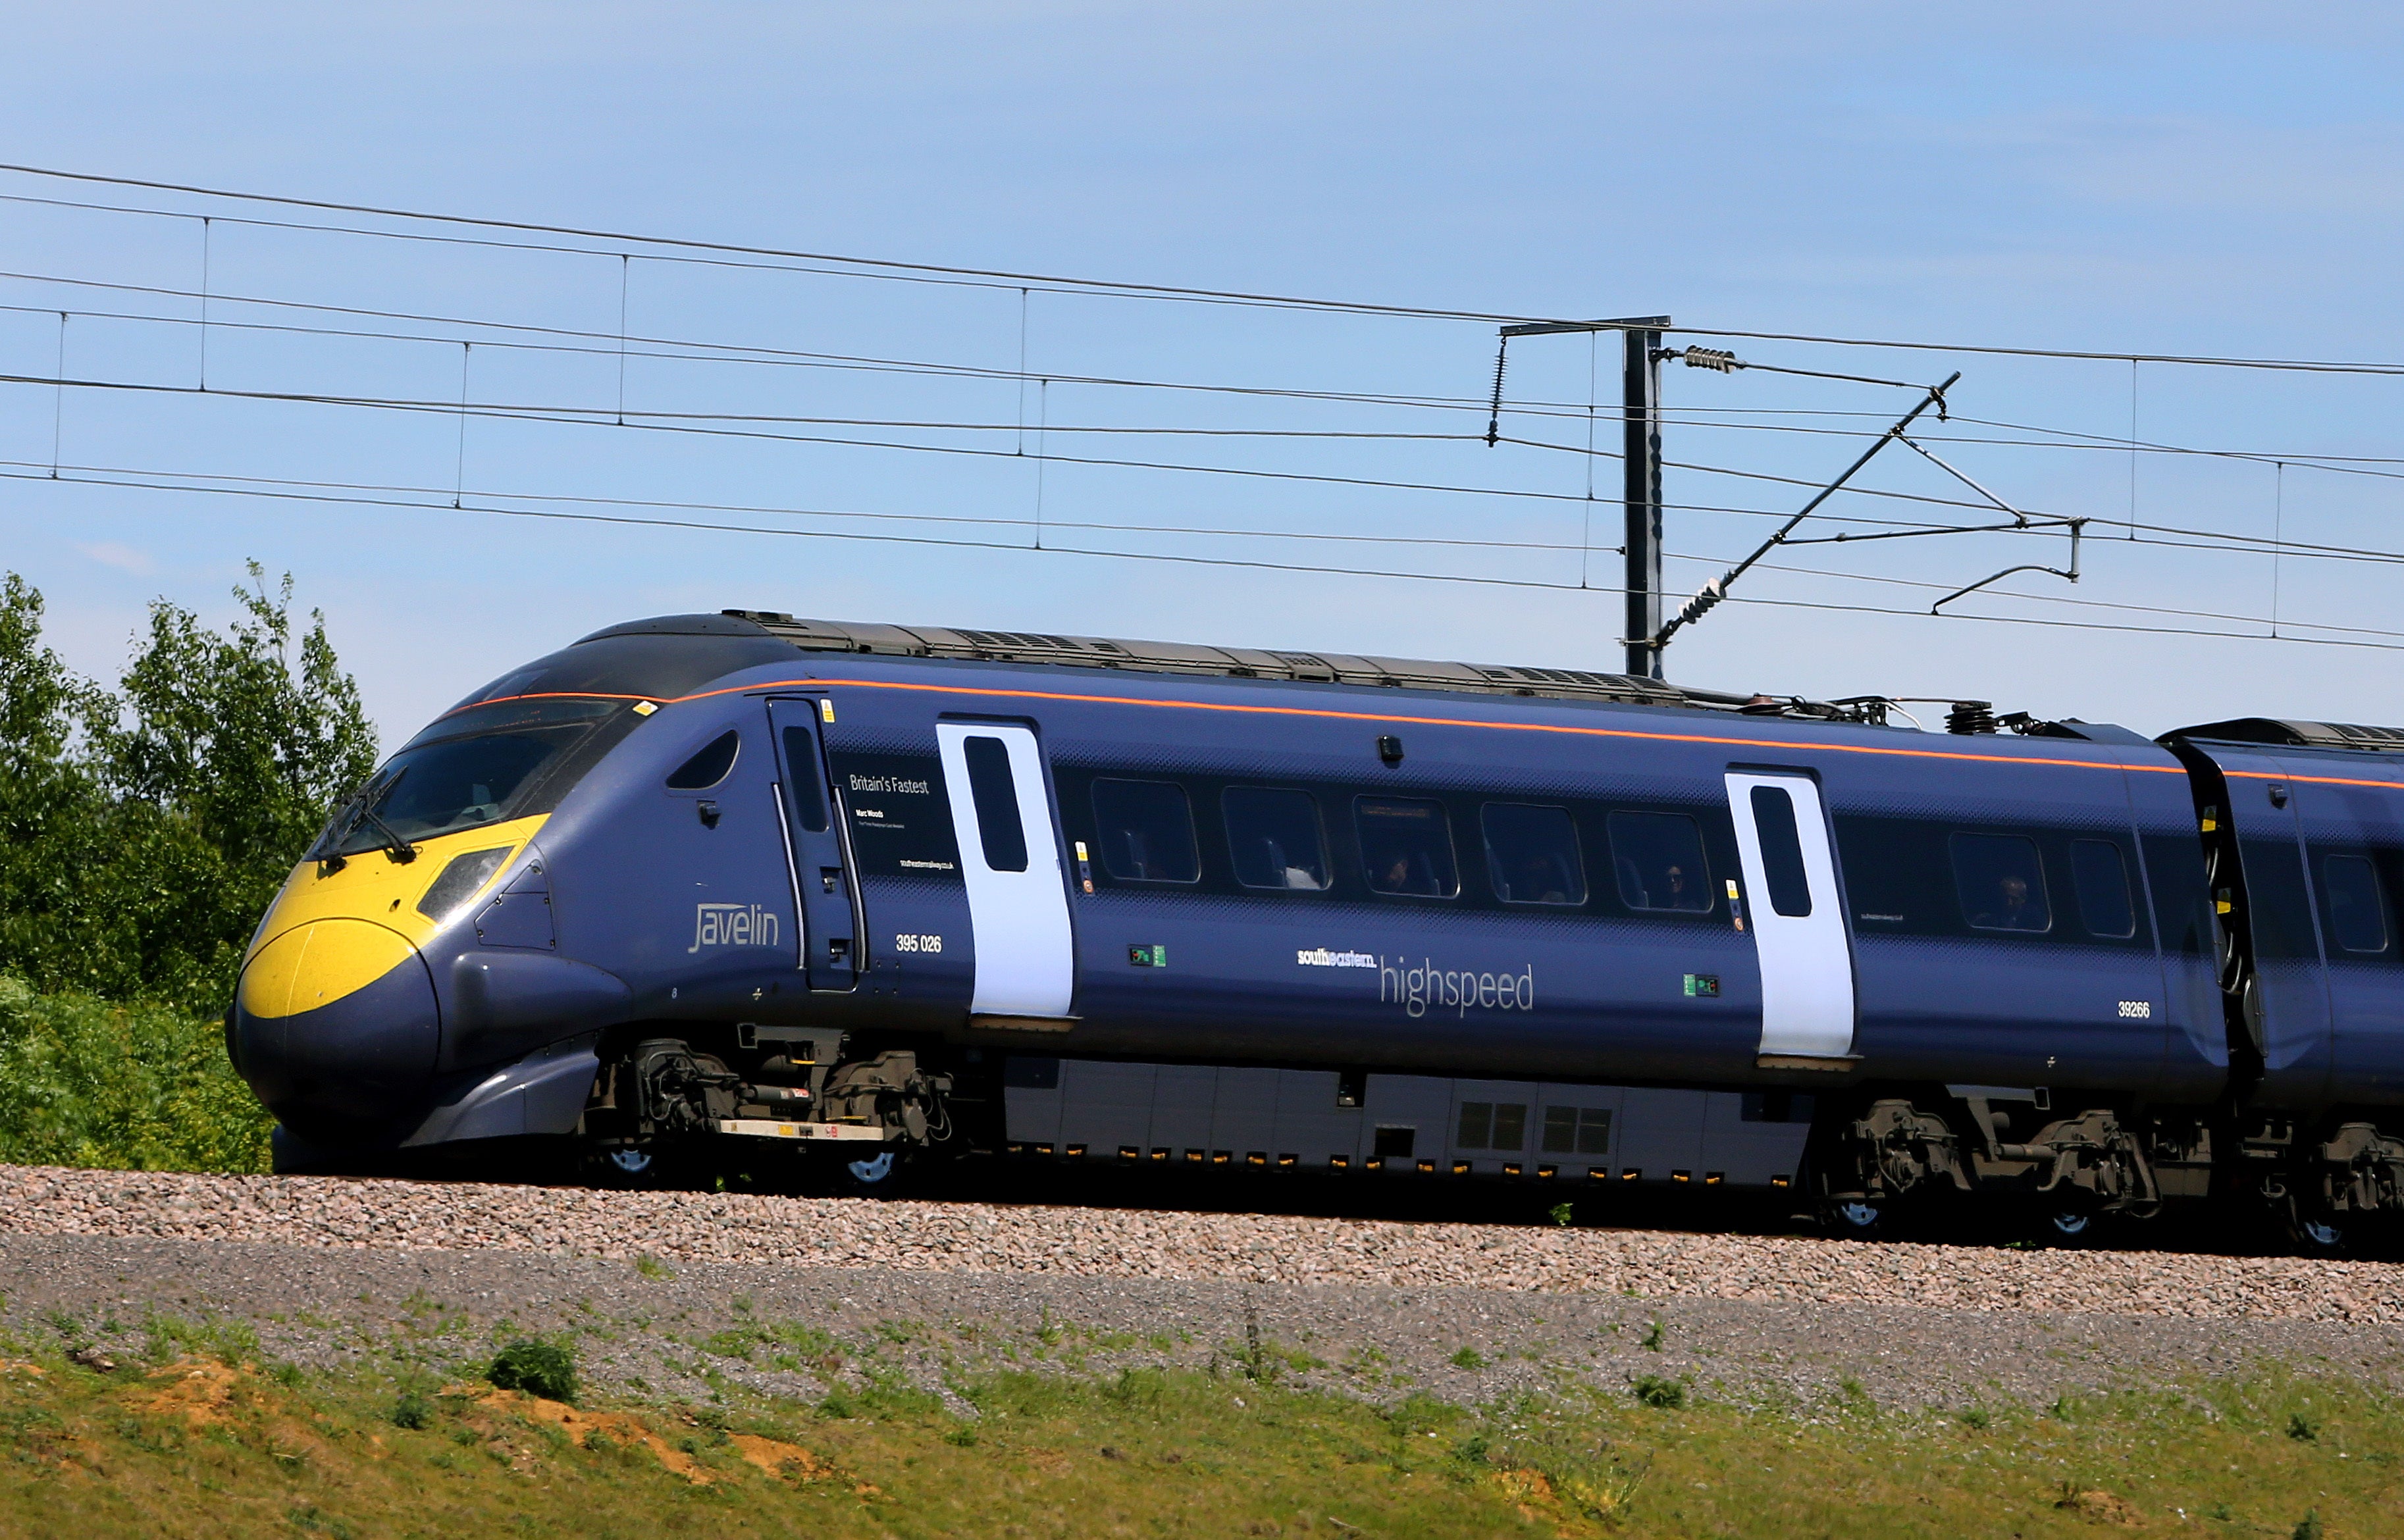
<box><xmin>1648</xmin><ymin>371</ymin><xmax>1961</xmax><ymax>653</ymax></box>
<box><xmin>1929</xmin><ymin>521</ymin><xmax>2087</xmax><ymax>615</ymax></box>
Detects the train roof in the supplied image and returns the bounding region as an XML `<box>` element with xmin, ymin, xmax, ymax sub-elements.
<box><xmin>558</xmin><ymin>611</ymin><xmax>2147</xmax><ymax>746</ymax></box>
<box><xmin>2164</xmin><ymin>718</ymin><xmax>2404</xmax><ymax>754</ymax></box>
<box><xmin>698</xmin><ymin>609</ymin><xmax>1852</xmax><ymax>719</ymax></box>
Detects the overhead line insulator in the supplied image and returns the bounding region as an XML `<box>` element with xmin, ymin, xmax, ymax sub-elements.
<box><xmin>1677</xmin><ymin>577</ymin><xmax>1729</xmax><ymax>627</ymax></box>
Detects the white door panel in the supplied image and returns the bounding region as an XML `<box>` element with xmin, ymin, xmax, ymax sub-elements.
<box><xmin>1725</xmin><ymin>771</ymin><xmax>1857</xmax><ymax>1060</ymax></box>
<box><xmin>937</xmin><ymin>723</ymin><xmax>1076</xmax><ymax>1017</ymax></box>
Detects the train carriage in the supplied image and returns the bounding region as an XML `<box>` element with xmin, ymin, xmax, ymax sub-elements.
<box><xmin>226</xmin><ymin>611</ymin><xmax>2404</xmax><ymax>1250</ymax></box>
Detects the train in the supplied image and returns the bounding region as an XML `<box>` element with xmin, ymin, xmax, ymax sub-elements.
<box><xmin>226</xmin><ymin>609</ymin><xmax>2404</xmax><ymax>1250</ymax></box>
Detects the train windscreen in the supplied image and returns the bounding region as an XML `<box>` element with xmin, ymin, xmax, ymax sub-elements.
<box><xmin>309</xmin><ymin>698</ymin><xmax>625</xmax><ymax>859</ymax></box>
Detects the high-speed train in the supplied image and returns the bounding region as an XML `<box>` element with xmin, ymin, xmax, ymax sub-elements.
<box><xmin>228</xmin><ymin>610</ymin><xmax>2404</xmax><ymax>1248</ymax></box>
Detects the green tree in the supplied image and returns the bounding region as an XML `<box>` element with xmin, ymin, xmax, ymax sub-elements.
<box><xmin>0</xmin><ymin>573</ymin><xmax>122</xmax><ymax>997</ymax></box>
<box><xmin>93</xmin><ymin>563</ymin><xmax>379</xmax><ymax>1004</ymax></box>
<box><xmin>0</xmin><ymin>565</ymin><xmax>377</xmax><ymax>1012</ymax></box>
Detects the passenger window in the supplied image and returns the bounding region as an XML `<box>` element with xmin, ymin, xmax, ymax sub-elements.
<box><xmin>1951</xmin><ymin>833</ymin><xmax>2051</xmax><ymax>933</ymax></box>
<box><xmin>1457</xmin><ymin>1102</ymin><xmax>1527</xmax><ymax>1151</ymax></box>
<box><xmin>1482</xmin><ymin>804</ymin><xmax>1586</xmax><ymax>906</ymax></box>
<box><xmin>1223</xmin><ymin>786</ymin><xmax>1330</xmax><ymax>890</ymax></box>
<box><xmin>961</xmin><ymin>735</ymin><xmax>1028</xmax><ymax>872</ymax></box>
<box><xmin>1542</xmin><ymin>1106</ymin><xmax>1612</xmax><ymax>1155</ymax></box>
<box><xmin>777</xmin><ymin>727</ymin><xmax>828</xmax><ymax>831</ymax></box>
<box><xmin>1091</xmin><ymin>779</ymin><xmax>1200</xmax><ymax>883</ymax></box>
<box><xmin>1750</xmin><ymin>787</ymin><xmax>1814</xmax><ymax>917</ymax></box>
<box><xmin>2323</xmin><ymin>854</ymin><xmax>2390</xmax><ymax>954</ymax></box>
<box><xmin>2070</xmin><ymin>838</ymin><xmax>2135</xmax><ymax>939</ymax></box>
<box><xmin>1357</xmin><ymin>796</ymin><xmax>1459</xmax><ymax>898</ymax></box>
<box><xmin>667</xmin><ymin>730</ymin><xmax>740</xmax><ymax>791</ymax></box>
<box><xmin>1606</xmin><ymin>810</ymin><xmax>1712</xmax><ymax>913</ymax></box>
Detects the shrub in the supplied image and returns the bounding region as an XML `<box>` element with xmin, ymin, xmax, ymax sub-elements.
<box><xmin>0</xmin><ymin>979</ymin><xmax>272</xmax><ymax>1172</ymax></box>
<box><xmin>488</xmin><ymin>1338</ymin><xmax>577</xmax><ymax>1403</ymax></box>
<box><xmin>1632</xmin><ymin>1375</ymin><xmax>1685</xmax><ymax>1410</ymax></box>
<box><xmin>390</xmin><ymin>1393</ymin><xmax>433</xmax><ymax>1430</ymax></box>
<box><xmin>1106</xmin><ymin>1366</ymin><xmax>1166</xmax><ymax>1409</ymax></box>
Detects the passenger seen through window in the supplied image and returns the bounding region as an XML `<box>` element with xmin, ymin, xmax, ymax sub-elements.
<box><xmin>1482</xmin><ymin>804</ymin><xmax>1586</xmax><ymax>905</ymax></box>
<box><xmin>1951</xmin><ymin>833</ymin><xmax>2051</xmax><ymax>933</ymax></box>
<box><xmin>1090</xmin><ymin>779</ymin><xmax>1201</xmax><ymax>883</ymax></box>
<box><xmin>1606</xmin><ymin>810</ymin><xmax>1712</xmax><ymax>913</ymax></box>
<box><xmin>1223</xmin><ymin>786</ymin><xmax>1330</xmax><ymax>890</ymax></box>
<box><xmin>1357</xmin><ymin>796</ymin><xmax>1459</xmax><ymax>898</ymax></box>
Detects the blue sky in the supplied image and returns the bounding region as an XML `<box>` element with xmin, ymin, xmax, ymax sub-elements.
<box><xmin>3</xmin><ymin>4</ymin><xmax>2402</xmax><ymax>744</ymax></box>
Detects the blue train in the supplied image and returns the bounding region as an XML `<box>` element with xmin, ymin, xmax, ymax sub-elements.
<box><xmin>227</xmin><ymin>611</ymin><xmax>2404</xmax><ymax>1248</ymax></box>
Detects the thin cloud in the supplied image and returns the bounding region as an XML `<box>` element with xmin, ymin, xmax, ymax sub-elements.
<box><xmin>74</xmin><ymin>541</ymin><xmax>155</xmax><ymax>575</ymax></box>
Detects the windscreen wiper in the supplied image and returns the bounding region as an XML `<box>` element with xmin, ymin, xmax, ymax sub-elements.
<box><xmin>313</xmin><ymin>768</ymin><xmax>413</xmax><ymax>872</ymax></box>
<box><xmin>353</xmin><ymin>805</ymin><xmax>419</xmax><ymax>865</ymax></box>
<box><xmin>313</xmin><ymin>790</ymin><xmax>370</xmax><ymax>874</ymax></box>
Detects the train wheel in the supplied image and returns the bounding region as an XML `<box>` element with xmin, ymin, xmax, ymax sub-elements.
<box><xmin>2281</xmin><ymin>1196</ymin><xmax>2353</xmax><ymax>1258</ymax></box>
<box><xmin>1821</xmin><ymin>1198</ymin><xmax>1887</xmax><ymax>1240</ymax></box>
<box><xmin>813</xmin><ymin>1144</ymin><xmax>913</xmax><ymax>1197</ymax></box>
<box><xmin>2037</xmin><ymin>1202</ymin><xmax>2099</xmax><ymax>1247</ymax></box>
<box><xmin>589</xmin><ymin>1143</ymin><xmax>665</xmax><ymax>1189</ymax></box>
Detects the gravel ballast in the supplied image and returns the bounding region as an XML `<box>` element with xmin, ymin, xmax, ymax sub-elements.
<box><xmin>7</xmin><ymin>1232</ymin><xmax>2404</xmax><ymax>1416</ymax></box>
<box><xmin>3</xmin><ymin>1164</ymin><xmax>2403</xmax><ymax>1324</ymax></box>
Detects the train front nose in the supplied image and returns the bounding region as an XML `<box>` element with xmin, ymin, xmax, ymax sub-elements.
<box><xmin>232</xmin><ymin>918</ymin><xmax>439</xmax><ymax>1142</ymax></box>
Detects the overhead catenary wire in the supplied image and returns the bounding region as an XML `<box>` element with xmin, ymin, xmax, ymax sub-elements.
<box><xmin>0</xmin><ymin>367</ymin><xmax>1637</xmax><ymax>506</ymax></box>
<box><xmin>0</xmin><ymin>461</ymin><xmax>1613</xmax><ymax>593</ymax></box>
<box><xmin>0</xmin><ymin>455</ymin><xmax>1621</xmax><ymax>555</ymax></box>
<box><xmin>3</xmin><ymin>358</ymin><xmax>2382</xmax><ymax>579</ymax></box>
<box><xmin>13</xmin><ymin>274</ymin><xmax>2402</xmax><ymax>482</ymax></box>
<box><xmin>14</xmin><ymin>453</ymin><xmax>2404</xmax><ymax>650</ymax></box>
<box><xmin>0</xmin><ymin>272</ymin><xmax>1529</xmax><ymax>417</ymax></box>
<box><xmin>10</xmin><ymin>365</ymin><xmax>2398</xmax><ymax>581</ymax></box>
<box><xmin>11</xmin><ymin>162</ymin><xmax>2404</xmax><ymax>675</ymax></box>
<box><xmin>14</xmin><ymin>458</ymin><xmax>2404</xmax><ymax>655</ymax></box>
<box><xmin>9</xmin><ymin>165</ymin><xmax>2404</xmax><ymax>377</ymax></box>
<box><xmin>30</xmin><ymin>269</ymin><xmax>2404</xmax><ymax>502</ymax></box>
<box><xmin>0</xmin><ymin>170</ymin><xmax>1527</xmax><ymax>324</ymax></box>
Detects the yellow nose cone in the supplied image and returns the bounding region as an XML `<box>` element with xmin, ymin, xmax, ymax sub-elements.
<box><xmin>240</xmin><ymin>918</ymin><xmax>421</xmax><ymax>1020</ymax></box>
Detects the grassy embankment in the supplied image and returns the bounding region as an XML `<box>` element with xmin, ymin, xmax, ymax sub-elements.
<box><xmin>0</xmin><ymin>982</ymin><xmax>2388</xmax><ymax>1535</ymax></box>
<box><xmin>0</xmin><ymin>979</ymin><xmax>270</xmax><ymax>1174</ymax></box>
<box><xmin>0</xmin><ymin>1319</ymin><xmax>2391</xmax><ymax>1539</ymax></box>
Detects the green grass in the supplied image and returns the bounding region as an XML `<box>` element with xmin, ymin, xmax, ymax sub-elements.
<box><xmin>0</xmin><ymin>1329</ymin><xmax>2399</xmax><ymax>1537</ymax></box>
<box><xmin>0</xmin><ymin>977</ymin><xmax>271</xmax><ymax>1173</ymax></box>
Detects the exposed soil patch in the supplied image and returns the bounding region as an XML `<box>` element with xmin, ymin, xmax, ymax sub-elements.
<box><xmin>136</xmin><ymin>1360</ymin><xmax>242</xmax><ymax>1427</ymax></box>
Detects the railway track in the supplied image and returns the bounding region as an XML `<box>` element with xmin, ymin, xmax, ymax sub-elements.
<box><xmin>5</xmin><ymin>1164</ymin><xmax>2402</xmax><ymax>1325</ymax></box>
